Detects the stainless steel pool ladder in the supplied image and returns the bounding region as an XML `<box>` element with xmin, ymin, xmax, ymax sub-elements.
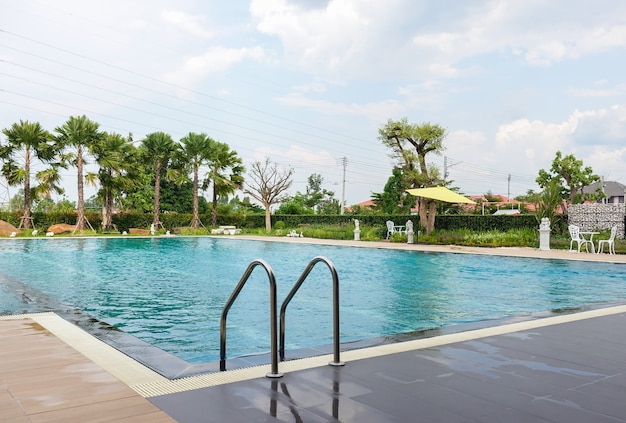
<box><xmin>220</xmin><ymin>256</ymin><xmax>343</xmax><ymax>378</ymax></box>
<box><xmin>280</xmin><ymin>256</ymin><xmax>344</xmax><ymax>367</ymax></box>
<box><xmin>219</xmin><ymin>259</ymin><xmax>282</xmax><ymax>377</ymax></box>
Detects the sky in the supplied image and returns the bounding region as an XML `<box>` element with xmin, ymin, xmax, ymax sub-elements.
<box><xmin>1</xmin><ymin>0</ymin><xmax>626</xmax><ymax>208</ymax></box>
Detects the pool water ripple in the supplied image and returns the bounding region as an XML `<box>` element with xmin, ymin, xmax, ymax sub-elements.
<box><xmin>1</xmin><ymin>237</ymin><xmax>626</xmax><ymax>363</ymax></box>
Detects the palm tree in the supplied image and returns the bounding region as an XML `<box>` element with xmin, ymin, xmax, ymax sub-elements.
<box><xmin>91</xmin><ymin>132</ymin><xmax>138</xmax><ymax>231</ymax></box>
<box><xmin>205</xmin><ymin>141</ymin><xmax>244</xmax><ymax>227</ymax></box>
<box><xmin>1</xmin><ymin>120</ymin><xmax>63</xmax><ymax>229</ymax></box>
<box><xmin>55</xmin><ymin>115</ymin><xmax>102</xmax><ymax>232</ymax></box>
<box><xmin>180</xmin><ymin>132</ymin><xmax>213</xmax><ymax>229</ymax></box>
<box><xmin>140</xmin><ymin>132</ymin><xmax>179</xmax><ymax>228</ymax></box>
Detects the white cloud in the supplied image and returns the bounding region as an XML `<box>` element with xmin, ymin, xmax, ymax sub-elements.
<box><xmin>163</xmin><ymin>46</ymin><xmax>266</xmax><ymax>88</ymax></box>
<box><xmin>492</xmin><ymin>114</ymin><xmax>583</xmax><ymax>174</ymax></box>
<box><xmin>250</xmin><ymin>0</ymin><xmax>416</xmax><ymax>80</ymax></box>
<box><xmin>4</xmin><ymin>0</ymin><xmax>626</xmax><ymax>202</ymax></box>
<box><xmin>248</xmin><ymin>0</ymin><xmax>626</xmax><ymax>86</ymax></box>
<box><xmin>161</xmin><ymin>10</ymin><xmax>213</xmax><ymax>38</ymax></box>
<box><xmin>276</xmin><ymin>93</ymin><xmax>404</xmax><ymax>124</ymax></box>
<box><xmin>447</xmin><ymin>129</ymin><xmax>489</xmax><ymax>153</ymax></box>
<box><xmin>486</xmin><ymin>104</ymin><xmax>626</xmax><ymax>184</ymax></box>
<box><xmin>571</xmin><ymin>104</ymin><xmax>626</xmax><ymax>146</ymax></box>
<box><xmin>292</xmin><ymin>81</ymin><xmax>328</xmax><ymax>94</ymax></box>
<box><xmin>586</xmin><ymin>147</ymin><xmax>626</xmax><ymax>181</ymax></box>
<box><xmin>252</xmin><ymin>144</ymin><xmax>335</xmax><ymax>167</ymax></box>
<box><xmin>496</xmin><ymin>118</ymin><xmax>574</xmax><ymax>151</ymax></box>
<box><xmin>413</xmin><ymin>1</ymin><xmax>626</xmax><ymax>69</ymax></box>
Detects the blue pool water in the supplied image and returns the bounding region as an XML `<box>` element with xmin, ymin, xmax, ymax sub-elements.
<box><xmin>1</xmin><ymin>237</ymin><xmax>625</xmax><ymax>363</ymax></box>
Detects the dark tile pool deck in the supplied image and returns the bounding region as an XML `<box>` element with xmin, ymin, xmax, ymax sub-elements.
<box><xmin>2</xmin><ymin>239</ymin><xmax>626</xmax><ymax>422</ymax></box>
<box><xmin>149</xmin><ymin>308</ymin><xmax>626</xmax><ymax>422</ymax></box>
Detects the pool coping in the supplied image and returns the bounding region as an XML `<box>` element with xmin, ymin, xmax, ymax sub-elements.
<box><xmin>3</xmin><ymin>304</ymin><xmax>626</xmax><ymax>398</ymax></box>
<box><xmin>2</xmin><ymin>234</ymin><xmax>626</xmax><ymax>263</ymax></box>
<box><xmin>227</xmin><ymin>235</ymin><xmax>626</xmax><ymax>263</ymax></box>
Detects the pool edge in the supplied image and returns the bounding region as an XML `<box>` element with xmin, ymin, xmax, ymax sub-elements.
<box><xmin>3</xmin><ymin>304</ymin><xmax>626</xmax><ymax>398</ymax></box>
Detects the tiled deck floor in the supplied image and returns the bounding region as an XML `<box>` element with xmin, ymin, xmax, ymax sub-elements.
<box><xmin>0</xmin><ymin>318</ymin><xmax>175</xmax><ymax>422</ymax></box>
<box><xmin>150</xmin><ymin>306</ymin><xmax>626</xmax><ymax>422</ymax></box>
<box><xmin>3</xmin><ymin>307</ymin><xmax>626</xmax><ymax>422</ymax></box>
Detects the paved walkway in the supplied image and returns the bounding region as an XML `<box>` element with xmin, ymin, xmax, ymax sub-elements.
<box><xmin>232</xmin><ymin>235</ymin><xmax>626</xmax><ymax>264</ymax></box>
<box><xmin>0</xmin><ymin>317</ymin><xmax>175</xmax><ymax>422</ymax></box>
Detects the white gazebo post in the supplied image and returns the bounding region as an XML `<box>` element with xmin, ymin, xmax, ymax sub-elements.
<box><xmin>406</xmin><ymin>220</ymin><xmax>414</xmax><ymax>244</ymax></box>
<box><xmin>539</xmin><ymin>217</ymin><xmax>550</xmax><ymax>251</ymax></box>
<box><xmin>353</xmin><ymin>219</ymin><xmax>360</xmax><ymax>241</ymax></box>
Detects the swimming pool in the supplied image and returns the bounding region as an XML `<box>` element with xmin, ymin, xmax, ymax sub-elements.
<box><xmin>1</xmin><ymin>237</ymin><xmax>626</xmax><ymax>364</ymax></box>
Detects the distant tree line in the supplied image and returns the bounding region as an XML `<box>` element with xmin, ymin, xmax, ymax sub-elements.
<box><xmin>1</xmin><ymin>116</ymin><xmax>247</xmax><ymax>231</ymax></box>
<box><xmin>2</xmin><ymin>115</ymin><xmax>602</xmax><ymax>234</ymax></box>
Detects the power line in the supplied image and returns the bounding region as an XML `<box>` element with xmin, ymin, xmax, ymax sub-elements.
<box><xmin>0</xmin><ymin>26</ymin><xmax>546</xmax><ymax>203</ymax></box>
<box><xmin>1</xmin><ymin>30</ymin><xmax>373</xmax><ymax>145</ymax></box>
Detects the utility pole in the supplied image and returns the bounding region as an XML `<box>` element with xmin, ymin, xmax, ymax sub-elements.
<box><xmin>507</xmin><ymin>174</ymin><xmax>511</xmax><ymax>204</ymax></box>
<box><xmin>443</xmin><ymin>156</ymin><xmax>461</xmax><ymax>182</ymax></box>
<box><xmin>340</xmin><ymin>157</ymin><xmax>347</xmax><ymax>215</ymax></box>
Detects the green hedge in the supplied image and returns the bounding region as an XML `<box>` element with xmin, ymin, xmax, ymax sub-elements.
<box><xmin>0</xmin><ymin>211</ymin><xmax>567</xmax><ymax>235</ymax></box>
<box><xmin>0</xmin><ymin>211</ymin><xmax>268</xmax><ymax>232</ymax></box>
<box><xmin>112</xmin><ymin>212</ymin><xmax>263</xmax><ymax>232</ymax></box>
<box><xmin>270</xmin><ymin>214</ymin><xmax>411</xmax><ymax>227</ymax></box>
<box><xmin>434</xmin><ymin>214</ymin><xmax>568</xmax><ymax>235</ymax></box>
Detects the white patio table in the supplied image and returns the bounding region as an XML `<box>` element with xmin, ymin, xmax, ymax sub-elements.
<box><xmin>579</xmin><ymin>231</ymin><xmax>599</xmax><ymax>253</ymax></box>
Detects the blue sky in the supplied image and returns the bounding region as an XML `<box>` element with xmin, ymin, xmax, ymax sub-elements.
<box><xmin>1</xmin><ymin>0</ymin><xmax>625</xmax><ymax>207</ymax></box>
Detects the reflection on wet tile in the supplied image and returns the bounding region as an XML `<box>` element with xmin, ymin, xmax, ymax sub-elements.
<box><xmin>151</xmin><ymin>310</ymin><xmax>626</xmax><ymax>422</ymax></box>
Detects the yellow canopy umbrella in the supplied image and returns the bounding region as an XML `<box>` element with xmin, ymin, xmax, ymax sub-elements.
<box><xmin>406</xmin><ymin>186</ymin><xmax>475</xmax><ymax>204</ymax></box>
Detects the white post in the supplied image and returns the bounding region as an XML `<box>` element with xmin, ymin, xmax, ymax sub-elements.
<box><xmin>539</xmin><ymin>218</ymin><xmax>550</xmax><ymax>251</ymax></box>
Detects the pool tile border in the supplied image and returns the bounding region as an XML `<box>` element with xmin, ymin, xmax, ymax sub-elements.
<box><xmin>3</xmin><ymin>304</ymin><xmax>626</xmax><ymax>398</ymax></box>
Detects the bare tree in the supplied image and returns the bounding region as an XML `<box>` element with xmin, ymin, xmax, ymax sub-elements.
<box><xmin>244</xmin><ymin>158</ymin><xmax>294</xmax><ymax>232</ymax></box>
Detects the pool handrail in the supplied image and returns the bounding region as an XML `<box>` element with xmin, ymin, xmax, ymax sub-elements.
<box><xmin>279</xmin><ymin>256</ymin><xmax>344</xmax><ymax>367</ymax></box>
<box><xmin>219</xmin><ymin>258</ymin><xmax>282</xmax><ymax>378</ymax></box>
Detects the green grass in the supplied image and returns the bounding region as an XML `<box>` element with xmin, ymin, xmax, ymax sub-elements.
<box><xmin>419</xmin><ymin>228</ymin><xmax>540</xmax><ymax>248</ymax></box>
<box><xmin>242</xmin><ymin>224</ymin><xmax>383</xmax><ymax>241</ymax></box>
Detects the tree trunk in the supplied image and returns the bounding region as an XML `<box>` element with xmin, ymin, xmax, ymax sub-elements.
<box><xmin>211</xmin><ymin>186</ymin><xmax>218</xmax><ymax>227</ymax></box>
<box><xmin>426</xmin><ymin>200</ymin><xmax>437</xmax><ymax>234</ymax></box>
<box><xmin>76</xmin><ymin>144</ymin><xmax>85</xmax><ymax>232</ymax></box>
<box><xmin>211</xmin><ymin>169</ymin><xmax>218</xmax><ymax>227</ymax></box>
<box><xmin>104</xmin><ymin>192</ymin><xmax>113</xmax><ymax>230</ymax></box>
<box><xmin>418</xmin><ymin>198</ymin><xmax>428</xmax><ymax>230</ymax></box>
<box><xmin>101</xmin><ymin>169</ymin><xmax>114</xmax><ymax>230</ymax></box>
<box><xmin>153</xmin><ymin>162</ymin><xmax>161</xmax><ymax>228</ymax></box>
<box><xmin>191</xmin><ymin>164</ymin><xmax>199</xmax><ymax>229</ymax></box>
<box><xmin>264</xmin><ymin>205</ymin><xmax>272</xmax><ymax>233</ymax></box>
<box><xmin>101</xmin><ymin>204</ymin><xmax>108</xmax><ymax>230</ymax></box>
<box><xmin>23</xmin><ymin>148</ymin><xmax>31</xmax><ymax>230</ymax></box>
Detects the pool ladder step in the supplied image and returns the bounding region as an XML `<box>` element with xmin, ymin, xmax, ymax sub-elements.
<box><xmin>219</xmin><ymin>256</ymin><xmax>343</xmax><ymax>377</ymax></box>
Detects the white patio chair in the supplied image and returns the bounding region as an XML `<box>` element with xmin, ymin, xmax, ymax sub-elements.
<box><xmin>568</xmin><ymin>225</ymin><xmax>594</xmax><ymax>253</ymax></box>
<box><xmin>598</xmin><ymin>225</ymin><xmax>617</xmax><ymax>255</ymax></box>
<box><xmin>386</xmin><ymin>220</ymin><xmax>395</xmax><ymax>239</ymax></box>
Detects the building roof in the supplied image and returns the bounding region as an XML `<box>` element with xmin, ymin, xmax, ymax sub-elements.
<box><xmin>582</xmin><ymin>181</ymin><xmax>626</xmax><ymax>198</ymax></box>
